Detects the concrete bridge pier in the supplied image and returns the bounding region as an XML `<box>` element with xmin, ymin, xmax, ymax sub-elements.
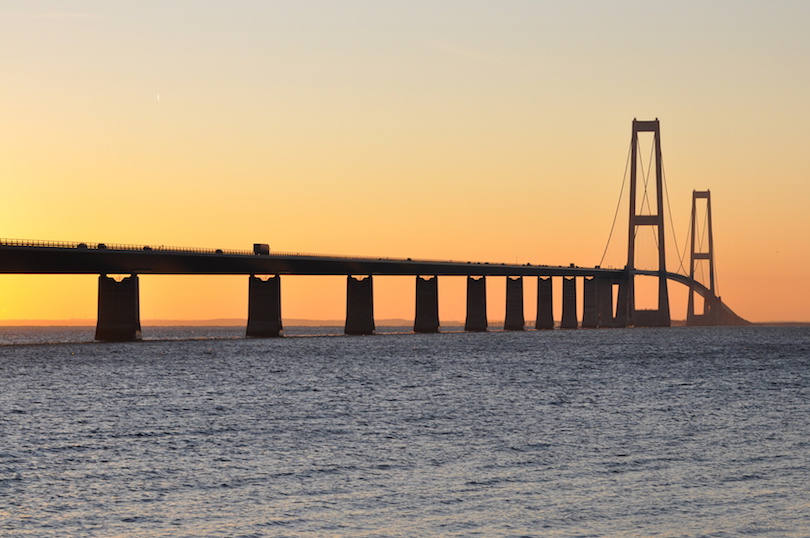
<box><xmin>503</xmin><ymin>277</ymin><xmax>525</xmax><ymax>330</ymax></box>
<box><xmin>95</xmin><ymin>274</ymin><xmax>142</xmax><ymax>341</ymax></box>
<box><xmin>535</xmin><ymin>277</ymin><xmax>554</xmax><ymax>329</ymax></box>
<box><xmin>687</xmin><ymin>294</ymin><xmax>719</xmax><ymax>326</ymax></box>
<box><xmin>560</xmin><ymin>277</ymin><xmax>578</xmax><ymax>329</ymax></box>
<box><xmin>596</xmin><ymin>277</ymin><xmax>620</xmax><ymax>327</ymax></box>
<box><xmin>632</xmin><ymin>280</ymin><xmax>671</xmax><ymax>327</ymax></box>
<box><xmin>246</xmin><ymin>275</ymin><xmax>283</xmax><ymax>337</ymax></box>
<box><xmin>465</xmin><ymin>276</ymin><xmax>487</xmax><ymax>332</ymax></box>
<box><xmin>345</xmin><ymin>276</ymin><xmax>375</xmax><ymax>335</ymax></box>
<box><xmin>414</xmin><ymin>276</ymin><xmax>440</xmax><ymax>333</ymax></box>
<box><xmin>582</xmin><ymin>277</ymin><xmax>598</xmax><ymax>328</ymax></box>
<box><xmin>615</xmin><ymin>276</ymin><xmax>631</xmax><ymax>327</ymax></box>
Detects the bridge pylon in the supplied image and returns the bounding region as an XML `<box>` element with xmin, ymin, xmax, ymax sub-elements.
<box><xmin>686</xmin><ymin>190</ymin><xmax>719</xmax><ymax>326</ymax></box>
<box><xmin>625</xmin><ymin>119</ymin><xmax>671</xmax><ymax>327</ymax></box>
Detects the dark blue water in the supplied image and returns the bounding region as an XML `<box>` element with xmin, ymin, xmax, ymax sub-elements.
<box><xmin>2</xmin><ymin>326</ymin><xmax>809</xmax><ymax>536</ymax></box>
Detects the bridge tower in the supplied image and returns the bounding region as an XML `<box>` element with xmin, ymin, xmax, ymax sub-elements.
<box><xmin>625</xmin><ymin>119</ymin><xmax>671</xmax><ymax>327</ymax></box>
<box><xmin>686</xmin><ymin>190</ymin><xmax>718</xmax><ymax>325</ymax></box>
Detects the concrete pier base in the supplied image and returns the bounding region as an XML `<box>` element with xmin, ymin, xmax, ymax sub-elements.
<box><xmin>560</xmin><ymin>277</ymin><xmax>578</xmax><ymax>329</ymax></box>
<box><xmin>465</xmin><ymin>276</ymin><xmax>487</xmax><ymax>332</ymax></box>
<box><xmin>95</xmin><ymin>275</ymin><xmax>141</xmax><ymax>342</ymax></box>
<box><xmin>345</xmin><ymin>276</ymin><xmax>375</xmax><ymax>335</ymax></box>
<box><xmin>687</xmin><ymin>304</ymin><xmax>719</xmax><ymax>326</ymax></box>
<box><xmin>596</xmin><ymin>277</ymin><xmax>615</xmax><ymax>327</ymax></box>
<box><xmin>246</xmin><ymin>275</ymin><xmax>283</xmax><ymax>337</ymax></box>
<box><xmin>632</xmin><ymin>277</ymin><xmax>671</xmax><ymax>327</ymax></box>
<box><xmin>634</xmin><ymin>309</ymin><xmax>671</xmax><ymax>327</ymax></box>
<box><xmin>687</xmin><ymin>291</ymin><xmax>719</xmax><ymax>326</ymax></box>
<box><xmin>503</xmin><ymin>277</ymin><xmax>525</xmax><ymax>331</ymax></box>
<box><xmin>414</xmin><ymin>276</ymin><xmax>440</xmax><ymax>333</ymax></box>
<box><xmin>535</xmin><ymin>277</ymin><xmax>554</xmax><ymax>329</ymax></box>
<box><xmin>582</xmin><ymin>277</ymin><xmax>598</xmax><ymax>328</ymax></box>
<box><xmin>630</xmin><ymin>277</ymin><xmax>671</xmax><ymax>327</ymax></box>
<box><xmin>615</xmin><ymin>276</ymin><xmax>631</xmax><ymax>328</ymax></box>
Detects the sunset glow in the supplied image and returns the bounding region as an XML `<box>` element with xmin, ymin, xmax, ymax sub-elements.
<box><xmin>2</xmin><ymin>1</ymin><xmax>809</xmax><ymax>323</ymax></box>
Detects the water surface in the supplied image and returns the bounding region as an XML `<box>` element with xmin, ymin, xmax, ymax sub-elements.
<box><xmin>2</xmin><ymin>326</ymin><xmax>808</xmax><ymax>536</ymax></box>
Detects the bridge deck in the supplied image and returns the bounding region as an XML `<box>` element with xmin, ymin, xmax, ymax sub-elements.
<box><xmin>0</xmin><ymin>241</ymin><xmax>623</xmax><ymax>278</ymax></box>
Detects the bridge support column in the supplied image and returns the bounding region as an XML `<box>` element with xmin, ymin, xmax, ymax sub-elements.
<box><xmin>582</xmin><ymin>277</ymin><xmax>598</xmax><ymax>328</ymax></box>
<box><xmin>95</xmin><ymin>275</ymin><xmax>141</xmax><ymax>342</ymax></box>
<box><xmin>596</xmin><ymin>277</ymin><xmax>620</xmax><ymax>328</ymax></box>
<box><xmin>535</xmin><ymin>277</ymin><xmax>554</xmax><ymax>329</ymax></box>
<box><xmin>626</xmin><ymin>119</ymin><xmax>671</xmax><ymax>328</ymax></box>
<box><xmin>560</xmin><ymin>277</ymin><xmax>578</xmax><ymax>329</ymax></box>
<box><xmin>504</xmin><ymin>277</ymin><xmax>525</xmax><ymax>330</ymax></box>
<box><xmin>465</xmin><ymin>276</ymin><xmax>487</xmax><ymax>332</ymax></box>
<box><xmin>345</xmin><ymin>276</ymin><xmax>375</xmax><ymax>335</ymax></box>
<box><xmin>615</xmin><ymin>275</ymin><xmax>631</xmax><ymax>327</ymax></box>
<box><xmin>686</xmin><ymin>190</ymin><xmax>719</xmax><ymax>327</ymax></box>
<box><xmin>687</xmin><ymin>296</ymin><xmax>719</xmax><ymax>326</ymax></box>
<box><xmin>246</xmin><ymin>275</ymin><xmax>283</xmax><ymax>337</ymax></box>
<box><xmin>414</xmin><ymin>276</ymin><xmax>440</xmax><ymax>333</ymax></box>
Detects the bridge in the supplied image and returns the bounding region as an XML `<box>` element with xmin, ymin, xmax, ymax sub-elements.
<box><xmin>0</xmin><ymin>119</ymin><xmax>747</xmax><ymax>340</ymax></box>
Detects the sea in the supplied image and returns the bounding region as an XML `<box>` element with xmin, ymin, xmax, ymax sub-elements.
<box><xmin>1</xmin><ymin>325</ymin><xmax>809</xmax><ymax>537</ymax></box>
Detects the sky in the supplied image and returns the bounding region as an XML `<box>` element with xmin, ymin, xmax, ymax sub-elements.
<box><xmin>1</xmin><ymin>0</ymin><xmax>809</xmax><ymax>324</ymax></box>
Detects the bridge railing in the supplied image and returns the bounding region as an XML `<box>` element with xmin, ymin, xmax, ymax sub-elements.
<box><xmin>0</xmin><ymin>238</ymin><xmax>256</xmax><ymax>256</ymax></box>
<box><xmin>1</xmin><ymin>237</ymin><xmax>544</xmax><ymax>267</ymax></box>
<box><xmin>0</xmin><ymin>238</ymin><xmax>633</xmax><ymax>273</ymax></box>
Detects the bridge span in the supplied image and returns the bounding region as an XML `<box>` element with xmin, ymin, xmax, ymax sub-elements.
<box><xmin>0</xmin><ymin>238</ymin><xmax>746</xmax><ymax>341</ymax></box>
<box><xmin>0</xmin><ymin>238</ymin><xmax>625</xmax><ymax>277</ymax></box>
<box><xmin>0</xmin><ymin>119</ymin><xmax>749</xmax><ymax>339</ymax></box>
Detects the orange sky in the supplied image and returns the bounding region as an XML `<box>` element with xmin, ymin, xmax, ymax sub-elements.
<box><xmin>1</xmin><ymin>1</ymin><xmax>809</xmax><ymax>323</ymax></box>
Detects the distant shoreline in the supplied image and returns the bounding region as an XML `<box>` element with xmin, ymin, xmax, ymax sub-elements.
<box><xmin>1</xmin><ymin>319</ymin><xmax>808</xmax><ymax>327</ymax></box>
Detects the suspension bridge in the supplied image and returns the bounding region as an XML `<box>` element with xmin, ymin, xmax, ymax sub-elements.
<box><xmin>0</xmin><ymin>119</ymin><xmax>747</xmax><ymax>340</ymax></box>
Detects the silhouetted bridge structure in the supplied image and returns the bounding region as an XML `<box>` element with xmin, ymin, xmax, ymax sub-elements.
<box><xmin>0</xmin><ymin>120</ymin><xmax>747</xmax><ymax>340</ymax></box>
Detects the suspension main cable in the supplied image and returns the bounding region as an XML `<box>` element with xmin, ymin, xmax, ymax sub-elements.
<box><xmin>641</xmin><ymin>138</ymin><xmax>662</xmax><ymax>257</ymax></box>
<box><xmin>632</xmin><ymin>138</ymin><xmax>651</xmax><ymax>243</ymax></box>
<box><xmin>599</xmin><ymin>140</ymin><xmax>633</xmax><ymax>267</ymax></box>
<box><xmin>700</xmin><ymin>200</ymin><xmax>720</xmax><ymax>297</ymax></box>
<box><xmin>639</xmin><ymin>137</ymin><xmax>655</xmax><ymax>219</ymax></box>
<box><xmin>697</xmin><ymin>204</ymin><xmax>710</xmax><ymax>285</ymax></box>
<box><xmin>713</xmin><ymin>229</ymin><xmax>721</xmax><ymax>297</ymax></box>
<box><xmin>661</xmin><ymin>160</ymin><xmax>687</xmax><ymax>274</ymax></box>
<box><xmin>700</xmin><ymin>204</ymin><xmax>709</xmax><ymax>251</ymax></box>
<box><xmin>679</xmin><ymin>202</ymin><xmax>693</xmax><ymax>278</ymax></box>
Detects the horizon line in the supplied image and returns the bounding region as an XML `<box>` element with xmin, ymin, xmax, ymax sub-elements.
<box><xmin>1</xmin><ymin>318</ymin><xmax>808</xmax><ymax>327</ymax></box>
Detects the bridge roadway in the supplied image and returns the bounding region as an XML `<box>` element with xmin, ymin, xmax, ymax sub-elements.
<box><xmin>0</xmin><ymin>239</ymin><xmax>733</xmax><ymax>302</ymax></box>
<box><xmin>0</xmin><ymin>240</ymin><xmax>625</xmax><ymax>277</ymax></box>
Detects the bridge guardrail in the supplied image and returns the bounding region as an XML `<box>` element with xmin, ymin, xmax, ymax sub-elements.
<box><xmin>0</xmin><ymin>237</ymin><xmax>536</xmax><ymax>267</ymax></box>
<box><xmin>0</xmin><ymin>238</ymin><xmax>255</xmax><ymax>257</ymax></box>
<box><xmin>0</xmin><ymin>238</ymin><xmax>634</xmax><ymax>273</ymax></box>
